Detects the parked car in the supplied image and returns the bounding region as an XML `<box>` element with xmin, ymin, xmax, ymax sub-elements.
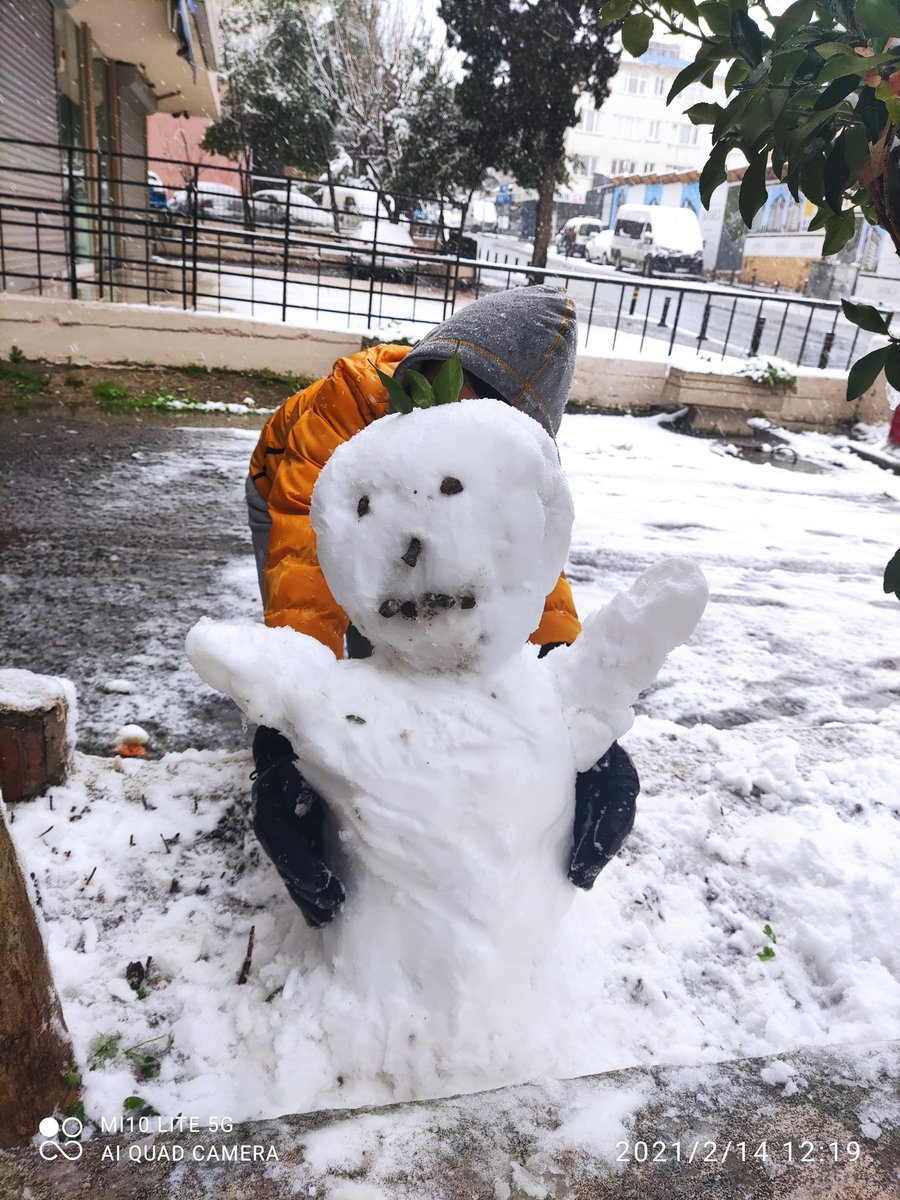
<box><xmin>170</xmin><ymin>182</ymin><xmax>243</xmax><ymax>222</ymax></box>
<box><xmin>251</xmin><ymin>188</ymin><xmax>333</xmax><ymax>230</ymax></box>
<box><xmin>147</xmin><ymin>171</ymin><xmax>168</xmax><ymax>211</ymax></box>
<box><xmin>347</xmin><ymin>218</ymin><xmax>417</xmax><ymax>280</ymax></box>
<box><xmin>584</xmin><ymin>228</ymin><xmax>614</xmax><ymax>264</ymax></box>
<box><xmin>555</xmin><ymin>217</ymin><xmax>605</xmax><ymax>257</ymax></box>
<box><xmin>610</xmin><ymin>204</ymin><xmax>703</xmax><ymax>276</ymax></box>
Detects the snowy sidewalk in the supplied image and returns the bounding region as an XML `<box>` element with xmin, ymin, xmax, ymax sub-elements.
<box><xmin>3</xmin><ymin>1038</ymin><xmax>898</xmax><ymax>1198</ymax></box>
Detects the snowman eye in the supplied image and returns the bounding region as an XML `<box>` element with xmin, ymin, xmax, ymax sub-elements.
<box><xmin>440</xmin><ymin>477</ymin><xmax>463</xmax><ymax>495</ymax></box>
<box><xmin>357</xmin><ymin>495</ymin><xmax>370</xmax><ymax>517</ymax></box>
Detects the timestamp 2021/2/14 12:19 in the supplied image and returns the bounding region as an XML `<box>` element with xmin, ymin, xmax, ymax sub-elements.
<box><xmin>615</xmin><ymin>1140</ymin><xmax>863</xmax><ymax>1166</ymax></box>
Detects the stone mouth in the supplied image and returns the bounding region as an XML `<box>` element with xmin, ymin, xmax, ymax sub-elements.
<box><xmin>379</xmin><ymin>593</ymin><xmax>477</xmax><ymax>621</ymax></box>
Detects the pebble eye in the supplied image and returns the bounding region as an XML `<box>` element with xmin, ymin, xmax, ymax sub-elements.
<box><xmin>440</xmin><ymin>477</ymin><xmax>463</xmax><ymax>495</ymax></box>
<box><xmin>357</xmin><ymin>495</ymin><xmax>370</xmax><ymax>517</ymax></box>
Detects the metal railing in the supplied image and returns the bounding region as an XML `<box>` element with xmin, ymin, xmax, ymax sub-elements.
<box><xmin>0</xmin><ymin>138</ymin><xmax>883</xmax><ymax>372</ymax></box>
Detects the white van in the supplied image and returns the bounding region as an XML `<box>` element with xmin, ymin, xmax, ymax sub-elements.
<box><xmin>610</xmin><ymin>204</ymin><xmax>703</xmax><ymax>276</ymax></box>
<box><xmin>555</xmin><ymin>216</ymin><xmax>605</xmax><ymax>257</ymax></box>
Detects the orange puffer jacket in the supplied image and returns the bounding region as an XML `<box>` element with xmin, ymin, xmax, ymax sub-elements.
<box><xmin>249</xmin><ymin>344</ymin><xmax>581</xmax><ymax>656</ymax></box>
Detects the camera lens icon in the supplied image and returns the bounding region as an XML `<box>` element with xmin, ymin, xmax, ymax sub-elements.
<box><xmin>38</xmin><ymin>1115</ymin><xmax>84</xmax><ymax>1161</ymax></box>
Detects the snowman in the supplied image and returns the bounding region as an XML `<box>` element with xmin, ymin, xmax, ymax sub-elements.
<box><xmin>187</xmin><ymin>398</ymin><xmax>707</xmax><ymax>1059</ymax></box>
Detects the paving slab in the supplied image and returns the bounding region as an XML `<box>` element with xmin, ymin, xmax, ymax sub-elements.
<box><xmin>1</xmin><ymin>1039</ymin><xmax>897</xmax><ymax>1200</ymax></box>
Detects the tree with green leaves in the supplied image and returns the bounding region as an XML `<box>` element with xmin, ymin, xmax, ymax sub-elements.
<box><xmin>439</xmin><ymin>0</ymin><xmax>623</xmax><ymax>268</ymax></box>
<box><xmin>614</xmin><ymin>0</ymin><xmax>900</xmax><ymax>595</ymax></box>
<box><xmin>612</xmin><ymin>0</ymin><xmax>900</xmax><ymax>397</ymax></box>
<box><xmin>391</xmin><ymin>56</ymin><xmax>495</xmax><ymax>239</ymax></box>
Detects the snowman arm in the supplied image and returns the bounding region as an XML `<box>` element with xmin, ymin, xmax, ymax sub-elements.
<box><xmin>549</xmin><ymin>559</ymin><xmax>708</xmax><ymax>771</ymax></box>
<box><xmin>185</xmin><ymin>618</ymin><xmax>343</xmax><ymax>746</ymax></box>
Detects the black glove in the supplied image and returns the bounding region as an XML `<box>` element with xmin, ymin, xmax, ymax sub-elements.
<box><xmin>250</xmin><ymin>726</ymin><xmax>345</xmax><ymax>927</ymax></box>
<box><xmin>536</xmin><ymin>642</ymin><xmax>639</xmax><ymax>887</ymax></box>
<box><xmin>568</xmin><ymin>742</ymin><xmax>640</xmax><ymax>889</ymax></box>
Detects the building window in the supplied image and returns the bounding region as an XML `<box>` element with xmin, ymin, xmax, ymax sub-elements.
<box><xmin>643</xmin><ymin>161</ymin><xmax>656</xmax><ymax>173</ymax></box>
<box><xmin>621</xmin><ymin>74</ymin><xmax>647</xmax><ymax>95</ymax></box>
<box><xmin>648</xmin><ymin>120</ymin><xmax>661</xmax><ymax>141</ymax></box>
<box><xmin>611</xmin><ymin>159</ymin><xmax>637</xmax><ymax>175</ymax></box>
<box><xmin>676</xmin><ymin>123</ymin><xmax>699</xmax><ymax>146</ymax></box>
<box><xmin>654</xmin><ymin>76</ymin><xmax>668</xmax><ymax>96</ymax></box>
<box><xmin>577</xmin><ymin>106</ymin><xmax>598</xmax><ymax>133</ymax></box>
<box><xmin>614</xmin><ymin>115</ymin><xmax>642</xmax><ymax>140</ymax></box>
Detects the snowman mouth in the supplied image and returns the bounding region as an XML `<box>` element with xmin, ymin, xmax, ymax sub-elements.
<box><xmin>378</xmin><ymin>593</ymin><xmax>477</xmax><ymax>621</ymax></box>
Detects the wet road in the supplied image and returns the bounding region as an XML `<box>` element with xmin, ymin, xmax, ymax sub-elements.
<box><xmin>1</xmin><ymin>406</ymin><xmax>262</xmax><ymax>755</ymax></box>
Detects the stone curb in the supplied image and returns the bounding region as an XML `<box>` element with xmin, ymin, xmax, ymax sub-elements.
<box><xmin>1</xmin><ymin>1039</ymin><xmax>897</xmax><ymax>1200</ymax></box>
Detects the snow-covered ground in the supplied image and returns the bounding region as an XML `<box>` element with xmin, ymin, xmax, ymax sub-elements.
<box><xmin>6</xmin><ymin>412</ymin><xmax>900</xmax><ymax>1130</ymax></box>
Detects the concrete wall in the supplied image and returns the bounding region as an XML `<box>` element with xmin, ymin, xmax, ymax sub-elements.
<box><xmin>0</xmin><ymin>295</ymin><xmax>889</xmax><ymax>428</ymax></box>
<box><xmin>0</xmin><ymin>295</ymin><xmax>360</xmax><ymax>380</ymax></box>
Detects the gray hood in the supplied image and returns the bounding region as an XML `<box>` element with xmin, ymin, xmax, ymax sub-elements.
<box><xmin>393</xmin><ymin>284</ymin><xmax>577</xmax><ymax>436</ymax></box>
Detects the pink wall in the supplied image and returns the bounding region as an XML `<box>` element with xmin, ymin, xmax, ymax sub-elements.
<box><xmin>146</xmin><ymin>114</ymin><xmax>242</xmax><ymax>191</ymax></box>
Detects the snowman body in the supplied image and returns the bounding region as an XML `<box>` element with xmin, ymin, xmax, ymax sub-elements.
<box><xmin>187</xmin><ymin>398</ymin><xmax>708</xmax><ymax>1080</ymax></box>
<box><xmin>292</xmin><ymin>651</ymin><xmax>576</xmax><ymax>1006</ymax></box>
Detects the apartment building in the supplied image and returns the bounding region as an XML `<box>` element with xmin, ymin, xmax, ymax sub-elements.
<box><xmin>566</xmin><ymin>37</ymin><xmax>726</xmax><ymax>200</ymax></box>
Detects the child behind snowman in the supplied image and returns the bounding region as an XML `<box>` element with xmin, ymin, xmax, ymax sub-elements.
<box><xmin>244</xmin><ymin>284</ymin><xmax>640</xmax><ymax>926</ymax></box>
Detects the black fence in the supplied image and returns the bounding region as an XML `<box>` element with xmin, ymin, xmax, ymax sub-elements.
<box><xmin>0</xmin><ymin>138</ymin><xmax>885</xmax><ymax>373</ymax></box>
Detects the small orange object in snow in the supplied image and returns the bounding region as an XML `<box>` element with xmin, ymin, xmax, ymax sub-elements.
<box><xmin>114</xmin><ymin>723</ymin><xmax>150</xmax><ymax>757</ymax></box>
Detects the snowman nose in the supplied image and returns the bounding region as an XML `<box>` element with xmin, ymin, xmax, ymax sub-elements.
<box><xmin>401</xmin><ymin>537</ymin><xmax>422</xmax><ymax>567</ymax></box>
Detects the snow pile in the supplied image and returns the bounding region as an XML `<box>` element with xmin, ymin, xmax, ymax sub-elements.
<box><xmin>4</xmin><ymin>409</ymin><xmax>900</xmax><ymax>1129</ymax></box>
<box><xmin>187</xmin><ymin>400</ymin><xmax>707</xmax><ymax>1094</ymax></box>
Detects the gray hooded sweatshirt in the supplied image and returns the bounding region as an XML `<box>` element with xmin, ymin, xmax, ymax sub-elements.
<box><xmin>392</xmin><ymin>284</ymin><xmax>578</xmax><ymax>437</ymax></box>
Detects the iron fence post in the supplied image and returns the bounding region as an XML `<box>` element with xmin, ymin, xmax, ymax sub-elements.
<box><xmin>750</xmin><ymin>314</ymin><xmax>766</xmax><ymax>356</ymax></box>
<box><xmin>282</xmin><ymin>177</ymin><xmax>292</xmax><ymax>323</ymax></box>
<box><xmin>66</xmin><ymin>145</ymin><xmax>78</xmax><ymax>300</ymax></box>
<box><xmin>190</xmin><ymin>162</ymin><xmax>199</xmax><ymax>309</ymax></box>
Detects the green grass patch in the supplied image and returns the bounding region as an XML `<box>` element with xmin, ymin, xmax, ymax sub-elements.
<box><xmin>180</xmin><ymin>363</ymin><xmax>211</xmax><ymax>378</ymax></box>
<box><xmin>64</xmin><ymin>371</ymin><xmax>84</xmax><ymax>388</ymax></box>
<box><xmin>98</xmin><ymin>391</ymin><xmax>203</xmax><ymax>413</ymax></box>
<box><xmin>250</xmin><ymin>367</ymin><xmax>314</xmax><ymax>392</ymax></box>
<box><xmin>92</xmin><ymin>380</ymin><xmax>130</xmax><ymax>401</ymax></box>
<box><xmin>0</xmin><ymin>363</ymin><xmax>49</xmax><ymax>393</ymax></box>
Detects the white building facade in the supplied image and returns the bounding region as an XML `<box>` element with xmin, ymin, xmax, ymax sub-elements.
<box><xmin>566</xmin><ymin>37</ymin><xmax>726</xmax><ymax>199</ymax></box>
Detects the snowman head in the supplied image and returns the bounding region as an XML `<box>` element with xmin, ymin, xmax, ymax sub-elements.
<box><xmin>310</xmin><ymin>399</ymin><xmax>574</xmax><ymax>672</ymax></box>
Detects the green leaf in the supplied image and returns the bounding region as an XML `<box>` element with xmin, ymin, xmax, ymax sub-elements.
<box><xmin>599</xmin><ymin>0</ymin><xmax>632</xmax><ymax>20</ymax></box>
<box><xmin>61</xmin><ymin>1069</ymin><xmax>82</xmax><ymax>1089</ymax></box>
<box><xmin>431</xmin><ymin>348</ymin><xmax>464</xmax><ymax>406</ymax></box>
<box><xmin>823</xmin><ymin>138</ymin><xmax>849</xmax><ymax>212</ymax></box>
<box><xmin>669</xmin><ymin>56</ymin><xmax>717</xmax><ymax>103</ymax></box>
<box><xmin>846</xmin><ymin>345</ymin><xmax>890</xmax><ymax>401</ymax></box>
<box><xmin>686</xmin><ymin>102</ymin><xmax>723</xmax><ymax>126</ymax></box>
<box><xmin>884</xmin><ymin>344</ymin><xmax>900</xmax><ymax>391</ymax></box>
<box><xmin>669</xmin><ymin>0</ymin><xmax>700</xmax><ymax>22</ymax></box>
<box><xmin>841</xmin><ymin>298</ymin><xmax>891</xmax><ymax>336</ymax></box>
<box><xmin>375</xmin><ymin>366</ymin><xmax>413</xmax><ymax>414</ymax></box>
<box><xmin>622</xmin><ymin>13</ymin><xmax>654</xmax><ymax>58</ymax></box>
<box><xmin>712</xmin><ymin>90</ymin><xmax>754</xmax><ymax>143</ymax></box>
<box><xmin>857</xmin><ymin>0</ymin><xmax>898</xmax><ymax>44</ymax></box>
<box><xmin>768</xmin><ymin>48</ymin><xmax>808</xmax><ymax>87</ymax></box>
<box><xmin>731</xmin><ymin>10</ymin><xmax>764</xmax><ymax>67</ymax></box>
<box><xmin>816</xmin><ymin>53</ymin><xmax>872</xmax><ymax>86</ymax></box>
<box><xmin>814</xmin><ymin>74</ymin><xmax>863</xmax><ymax>110</ymax></box>
<box><xmin>883</xmin><ymin>547</ymin><xmax>900</xmax><ymax>598</ymax></box>
<box><xmin>699</xmin><ymin>140</ymin><xmax>732</xmax><ymax>208</ymax></box>
<box><xmin>763</xmin><ymin>923</ymin><xmax>777</xmax><ymax>943</ymax></box>
<box><xmin>841</xmin><ymin>122</ymin><xmax>872</xmax><ymax>181</ymax></box>
<box><xmin>123</xmin><ymin>1096</ymin><xmax>145</xmax><ymax>1110</ymax></box>
<box><xmin>405</xmin><ymin>369</ymin><xmax>436</xmax><ymax>408</ymax></box>
<box><xmin>773</xmin><ymin>0</ymin><xmax>815</xmax><ymax>41</ymax></box>
<box><xmin>758</xmin><ymin>945</ymin><xmax>776</xmax><ymax>961</ymax></box>
<box><xmin>791</xmin><ymin>48</ymin><xmax>825</xmax><ymax>94</ymax></box>
<box><xmin>698</xmin><ymin>1</ymin><xmax>731</xmax><ymax>36</ymax></box>
<box><xmin>739</xmin><ymin>150</ymin><xmax>769</xmax><ymax>228</ymax></box>
<box><xmin>723</xmin><ymin>57</ymin><xmax>751</xmax><ymax>93</ymax></box>
<box><xmin>821</xmin><ymin>207</ymin><xmax>856</xmax><ymax>254</ymax></box>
